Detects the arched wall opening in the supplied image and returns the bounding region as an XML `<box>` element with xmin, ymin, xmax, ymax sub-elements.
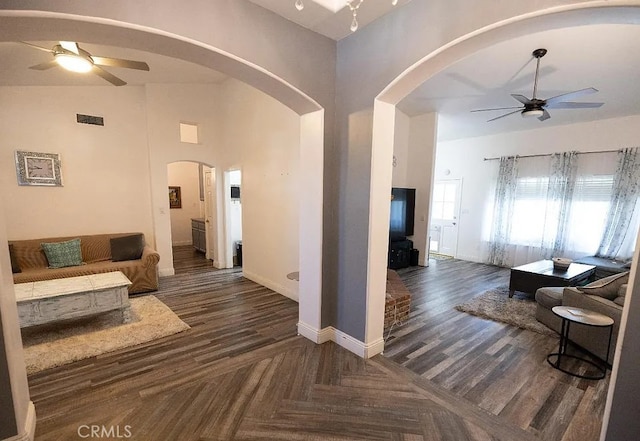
<box><xmin>368</xmin><ymin>3</ymin><xmax>640</xmax><ymax>439</ymax></box>
<box><xmin>166</xmin><ymin>161</ymin><xmax>217</xmax><ymax>269</ymax></box>
<box><xmin>0</xmin><ymin>11</ymin><xmax>325</xmax><ymax>439</ymax></box>
<box><xmin>0</xmin><ymin>11</ymin><xmax>324</xmax><ymax>290</ymax></box>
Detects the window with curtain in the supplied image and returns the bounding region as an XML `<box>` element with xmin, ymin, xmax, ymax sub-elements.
<box><xmin>509</xmin><ymin>175</ymin><xmax>613</xmax><ymax>251</ymax></box>
<box><xmin>484</xmin><ymin>148</ymin><xmax>640</xmax><ymax>267</ymax></box>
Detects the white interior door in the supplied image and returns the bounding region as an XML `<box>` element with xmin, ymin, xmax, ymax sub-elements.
<box><xmin>204</xmin><ymin>169</ymin><xmax>215</xmax><ymax>262</ymax></box>
<box><xmin>430</xmin><ymin>179</ymin><xmax>462</xmax><ymax>257</ymax></box>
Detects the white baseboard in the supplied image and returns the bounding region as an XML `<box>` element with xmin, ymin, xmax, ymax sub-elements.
<box><xmin>297</xmin><ymin>322</ymin><xmax>333</xmax><ymax>344</ymax></box>
<box><xmin>172</xmin><ymin>240</ymin><xmax>192</xmax><ymax>246</ymax></box>
<box><xmin>333</xmin><ymin>329</ymin><xmax>384</xmax><ymax>358</ymax></box>
<box><xmin>296</xmin><ymin>324</ymin><xmax>384</xmax><ymax>359</ymax></box>
<box><xmin>243</xmin><ymin>269</ymin><xmax>298</xmax><ymax>302</ymax></box>
<box><xmin>456</xmin><ymin>254</ymin><xmax>480</xmax><ymax>263</ymax></box>
<box><xmin>6</xmin><ymin>401</ymin><xmax>36</xmax><ymax>441</ymax></box>
<box><xmin>158</xmin><ymin>267</ymin><xmax>175</xmax><ymax>277</ymax></box>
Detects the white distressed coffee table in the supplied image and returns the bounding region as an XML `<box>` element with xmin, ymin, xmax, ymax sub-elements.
<box><xmin>14</xmin><ymin>271</ymin><xmax>132</xmax><ymax>328</ymax></box>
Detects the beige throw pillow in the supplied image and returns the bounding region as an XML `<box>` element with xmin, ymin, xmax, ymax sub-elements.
<box><xmin>578</xmin><ymin>271</ymin><xmax>629</xmax><ymax>300</ymax></box>
<box><xmin>612</xmin><ymin>283</ymin><xmax>628</xmax><ymax>306</ymax></box>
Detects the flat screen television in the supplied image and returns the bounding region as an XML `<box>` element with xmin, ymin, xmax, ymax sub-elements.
<box><xmin>389</xmin><ymin>187</ymin><xmax>415</xmax><ymax>241</ymax></box>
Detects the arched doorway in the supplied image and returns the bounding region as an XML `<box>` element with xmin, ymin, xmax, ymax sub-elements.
<box><xmin>0</xmin><ymin>11</ymin><xmax>326</xmax><ymax>439</ymax></box>
<box><xmin>368</xmin><ymin>4</ymin><xmax>640</xmax><ymax>439</ymax></box>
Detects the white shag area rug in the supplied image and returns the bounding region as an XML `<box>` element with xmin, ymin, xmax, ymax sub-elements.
<box><xmin>454</xmin><ymin>287</ymin><xmax>557</xmax><ymax>337</ymax></box>
<box><xmin>22</xmin><ymin>295</ymin><xmax>190</xmax><ymax>374</ymax></box>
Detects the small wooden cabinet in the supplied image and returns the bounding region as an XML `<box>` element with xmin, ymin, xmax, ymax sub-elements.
<box><xmin>191</xmin><ymin>218</ymin><xmax>206</xmax><ymax>253</ymax></box>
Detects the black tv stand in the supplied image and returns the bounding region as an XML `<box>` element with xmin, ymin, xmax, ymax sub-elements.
<box><xmin>388</xmin><ymin>239</ymin><xmax>413</xmax><ymax>269</ymax></box>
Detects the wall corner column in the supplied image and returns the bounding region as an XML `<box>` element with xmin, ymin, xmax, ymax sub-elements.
<box><xmin>0</xmin><ymin>205</ymin><xmax>35</xmax><ymax>441</ymax></box>
<box><xmin>297</xmin><ymin>110</ymin><xmax>325</xmax><ymax>341</ymax></box>
<box><xmin>363</xmin><ymin>100</ymin><xmax>397</xmax><ymax>356</ymax></box>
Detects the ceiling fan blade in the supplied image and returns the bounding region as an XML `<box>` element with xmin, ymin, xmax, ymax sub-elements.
<box><xmin>20</xmin><ymin>41</ymin><xmax>54</xmax><ymax>53</ymax></box>
<box><xmin>92</xmin><ymin>56</ymin><xmax>150</xmax><ymax>71</ymax></box>
<box><xmin>29</xmin><ymin>60</ymin><xmax>59</xmax><ymax>70</ymax></box>
<box><xmin>538</xmin><ymin>109</ymin><xmax>551</xmax><ymax>121</ymax></box>
<box><xmin>545</xmin><ymin>101</ymin><xmax>604</xmax><ymax>109</ymax></box>
<box><xmin>511</xmin><ymin>94</ymin><xmax>533</xmax><ymax>105</ymax></box>
<box><xmin>471</xmin><ymin>106</ymin><xmax>523</xmax><ymax>113</ymax></box>
<box><xmin>93</xmin><ymin>66</ymin><xmax>127</xmax><ymax>86</ymax></box>
<box><xmin>487</xmin><ymin>109</ymin><xmax>522</xmax><ymax>122</ymax></box>
<box><xmin>60</xmin><ymin>41</ymin><xmax>79</xmax><ymax>55</ymax></box>
<box><xmin>545</xmin><ymin>87</ymin><xmax>598</xmax><ymax>106</ymax></box>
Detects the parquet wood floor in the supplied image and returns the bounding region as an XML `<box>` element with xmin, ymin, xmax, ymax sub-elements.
<box><xmin>386</xmin><ymin>259</ymin><xmax>610</xmax><ymax>441</ymax></box>
<box><xmin>25</xmin><ymin>249</ymin><xmax>607</xmax><ymax>440</ymax></box>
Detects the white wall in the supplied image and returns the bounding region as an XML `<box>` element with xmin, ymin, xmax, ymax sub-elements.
<box><xmin>0</xmin><ymin>81</ymin><xmax>301</xmax><ymax>303</ymax></box>
<box><xmin>0</xmin><ymin>86</ymin><xmax>155</xmax><ymax>243</ymax></box>
<box><xmin>167</xmin><ymin>161</ymin><xmax>203</xmax><ymax>246</ymax></box>
<box><xmin>435</xmin><ymin>114</ymin><xmax>640</xmax><ymax>262</ymax></box>
<box><xmin>228</xmin><ymin>170</ymin><xmax>242</xmax><ymax>257</ymax></box>
<box><xmin>144</xmin><ymin>83</ymin><xmax>222</xmax><ymax>275</ymax></box>
<box><xmin>390</xmin><ymin>111</ymin><xmax>438</xmax><ymax>266</ymax></box>
<box><xmin>391</xmin><ymin>110</ymin><xmax>410</xmax><ymax>188</ymax></box>
<box><xmin>407</xmin><ymin>113</ymin><xmax>438</xmax><ymax>265</ymax></box>
<box><xmin>220</xmin><ymin>79</ymin><xmax>300</xmax><ymax>301</ymax></box>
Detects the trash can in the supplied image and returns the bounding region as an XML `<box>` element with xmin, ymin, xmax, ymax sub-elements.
<box><xmin>235</xmin><ymin>241</ymin><xmax>243</xmax><ymax>267</ymax></box>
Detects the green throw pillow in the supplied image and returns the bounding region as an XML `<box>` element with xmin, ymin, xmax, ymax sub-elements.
<box><xmin>41</xmin><ymin>238</ymin><xmax>83</xmax><ymax>269</ymax></box>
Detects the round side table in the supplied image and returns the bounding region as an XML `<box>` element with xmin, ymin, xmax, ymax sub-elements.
<box><xmin>547</xmin><ymin>306</ymin><xmax>614</xmax><ymax>380</ymax></box>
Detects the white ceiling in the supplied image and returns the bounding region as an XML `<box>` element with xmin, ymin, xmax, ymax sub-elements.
<box><xmin>0</xmin><ymin>41</ymin><xmax>228</xmax><ymax>87</ymax></box>
<box><xmin>247</xmin><ymin>0</ymin><xmax>413</xmax><ymax>40</ymax></box>
<box><xmin>398</xmin><ymin>24</ymin><xmax>640</xmax><ymax>141</ymax></box>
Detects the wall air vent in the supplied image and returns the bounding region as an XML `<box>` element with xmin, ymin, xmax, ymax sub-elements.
<box><xmin>76</xmin><ymin>114</ymin><xmax>104</xmax><ymax>126</ymax></box>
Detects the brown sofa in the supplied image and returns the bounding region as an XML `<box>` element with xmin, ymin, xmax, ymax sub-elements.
<box><xmin>10</xmin><ymin>233</ymin><xmax>160</xmax><ymax>294</ymax></box>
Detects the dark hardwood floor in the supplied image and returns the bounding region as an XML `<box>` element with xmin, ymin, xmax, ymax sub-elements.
<box><xmin>171</xmin><ymin>245</ymin><xmax>215</xmax><ymax>275</ymax></box>
<box><xmin>24</xmin><ymin>248</ymin><xmax>607</xmax><ymax>440</ymax></box>
<box><xmin>387</xmin><ymin>259</ymin><xmax>610</xmax><ymax>441</ymax></box>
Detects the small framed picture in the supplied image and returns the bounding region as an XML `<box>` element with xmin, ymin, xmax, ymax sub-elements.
<box><xmin>15</xmin><ymin>151</ymin><xmax>63</xmax><ymax>186</ymax></box>
<box><xmin>169</xmin><ymin>186</ymin><xmax>182</xmax><ymax>209</ymax></box>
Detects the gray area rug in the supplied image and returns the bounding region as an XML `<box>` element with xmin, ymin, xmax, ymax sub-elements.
<box><xmin>454</xmin><ymin>287</ymin><xmax>557</xmax><ymax>337</ymax></box>
<box><xmin>22</xmin><ymin>295</ymin><xmax>190</xmax><ymax>374</ymax></box>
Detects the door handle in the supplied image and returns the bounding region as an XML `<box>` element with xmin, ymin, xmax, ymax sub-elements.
<box><xmin>452</xmin><ymin>222</ymin><xmax>457</xmax><ymax>225</ymax></box>
<box><xmin>205</xmin><ymin>219</ymin><xmax>210</xmax><ymax>223</ymax></box>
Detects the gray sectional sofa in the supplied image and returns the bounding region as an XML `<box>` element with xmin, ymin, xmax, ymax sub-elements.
<box><xmin>535</xmin><ymin>287</ymin><xmax>623</xmax><ymax>364</ymax></box>
<box><xmin>535</xmin><ymin>271</ymin><xmax>628</xmax><ymax>365</ymax></box>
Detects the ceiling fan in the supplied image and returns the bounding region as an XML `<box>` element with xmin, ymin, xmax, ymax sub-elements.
<box><xmin>22</xmin><ymin>41</ymin><xmax>150</xmax><ymax>86</ymax></box>
<box><xmin>471</xmin><ymin>48</ymin><xmax>604</xmax><ymax>122</ymax></box>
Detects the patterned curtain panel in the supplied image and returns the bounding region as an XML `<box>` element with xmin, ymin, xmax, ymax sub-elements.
<box><xmin>597</xmin><ymin>147</ymin><xmax>640</xmax><ymax>259</ymax></box>
<box><xmin>487</xmin><ymin>156</ymin><xmax>518</xmax><ymax>266</ymax></box>
<box><xmin>542</xmin><ymin>152</ymin><xmax>578</xmax><ymax>257</ymax></box>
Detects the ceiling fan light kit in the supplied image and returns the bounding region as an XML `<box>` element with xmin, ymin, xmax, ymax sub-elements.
<box><xmin>23</xmin><ymin>41</ymin><xmax>150</xmax><ymax>86</ymax></box>
<box><xmin>55</xmin><ymin>53</ymin><xmax>93</xmax><ymax>73</ymax></box>
<box><xmin>471</xmin><ymin>48</ymin><xmax>604</xmax><ymax>122</ymax></box>
<box><xmin>522</xmin><ymin>109</ymin><xmax>544</xmax><ymax>118</ymax></box>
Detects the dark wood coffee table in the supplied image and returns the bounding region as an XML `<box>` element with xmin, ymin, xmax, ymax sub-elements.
<box><xmin>509</xmin><ymin>260</ymin><xmax>595</xmax><ymax>297</ymax></box>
